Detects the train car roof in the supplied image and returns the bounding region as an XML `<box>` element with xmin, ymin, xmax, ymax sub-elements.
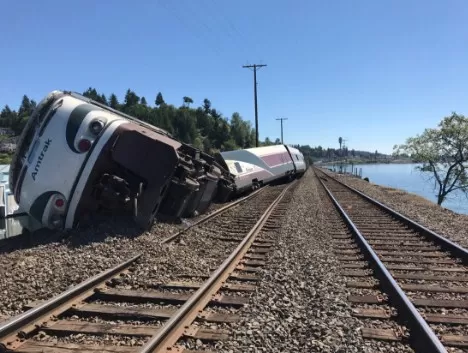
<box><xmin>220</xmin><ymin>144</ymin><xmax>288</xmax><ymax>158</ymax></box>
<box><xmin>286</xmin><ymin>145</ymin><xmax>302</xmax><ymax>154</ymax></box>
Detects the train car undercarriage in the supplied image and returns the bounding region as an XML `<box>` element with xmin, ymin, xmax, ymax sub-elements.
<box><xmin>72</xmin><ymin>122</ymin><xmax>235</xmax><ymax>230</ymax></box>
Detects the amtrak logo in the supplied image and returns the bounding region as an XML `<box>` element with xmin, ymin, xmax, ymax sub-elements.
<box><xmin>32</xmin><ymin>139</ymin><xmax>52</xmax><ymax>181</ymax></box>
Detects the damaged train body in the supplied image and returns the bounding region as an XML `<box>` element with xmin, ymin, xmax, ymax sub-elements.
<box><xmin>9</xmin><ymin>90</ymin><xmax>234</xmax><ymax>231</ymax></box>
<box><xmin>215</xmin><ymin>144</ymin><xmax>307</xmax><ymax>194</ymax></box>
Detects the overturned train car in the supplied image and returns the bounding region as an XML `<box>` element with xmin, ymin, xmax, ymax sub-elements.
<box><xmin>9</xmin><ymin>90</ymin><xmax>235</xmax><ymax>231</ymax></box>
<box><xmin>214</xmin><ymin>144</ymin><xmax>306</xmax><ymax>195</ymax></box>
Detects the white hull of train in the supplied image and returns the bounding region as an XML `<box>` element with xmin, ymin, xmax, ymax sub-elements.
<box><xmin>215</xmin><ymin>144</ymin><xmax>307</xmax><ymax>194</ymax></box>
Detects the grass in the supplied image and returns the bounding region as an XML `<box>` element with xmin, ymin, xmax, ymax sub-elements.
<box><xmin>0</xmin><ymin>153</ymin><xmax>13</xmax><ymax>165</ymax></box>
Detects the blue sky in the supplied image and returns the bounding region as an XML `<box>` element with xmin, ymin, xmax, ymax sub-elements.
<box><xmin>1</xmin><ymin>0</ymin><xmax>467</xmax><ymax>154</ymax></box>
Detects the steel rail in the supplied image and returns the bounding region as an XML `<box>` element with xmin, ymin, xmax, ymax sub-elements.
<box><xmin>0</xmin><ymin>253</ymin><xmax>141</xmax><ymax>350</ymax></box>
<box><xmin>139</xmin><ymin>181</ymin><xmax>295</xmax><ymax>353</ymax></box>
<box><xmin>160</xmin><ymin>186</ymin><xmax>268</xmax><ymax>243</ymax></box>
<box><xmin>315</xmin><ymin>167</ymin><xmax>468</xmax><ymax>263</ymax></box>
<box><xmin>316</xmin><ymin>174</ymin><xmax>446</xmax><ymax>353</ymax></box>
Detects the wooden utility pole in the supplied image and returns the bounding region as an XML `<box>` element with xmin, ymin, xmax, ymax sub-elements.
<box><xmin>276</xmin><ymin>117</ymin><xmax>288</xmax><ymax>144</ymax></box>
<box><xmin>242</xmin><ymin>64</ymin><xmax>267</xmax><ymax>147</ymax></box>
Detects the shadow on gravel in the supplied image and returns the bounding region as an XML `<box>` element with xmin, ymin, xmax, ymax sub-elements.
<box><xmin>0</xmin><ymin>212</ymin><xmax>146</xmax><ymax>254</ymax></box>
<box><xmin>0</xmin><ymin>181</ymin><xmax>293</xmax><ymax>255</ymax></box>
<box><xmin>0</xmin><ymin>205</ymin><xmax>196</xmax><ymax>255</ymax></box>
<box><xmin>0</xmin><ymin>227</ymin><xmax>62</xmax><ymax>254</ymax></box>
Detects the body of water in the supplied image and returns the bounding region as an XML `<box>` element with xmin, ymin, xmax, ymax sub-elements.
<box><xmin>336</xmin><ymin>163</ymin><xmax>468</xmax><ymax>215</ymax></box>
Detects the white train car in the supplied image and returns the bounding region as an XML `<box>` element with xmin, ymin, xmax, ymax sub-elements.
<box><xmin>215</xmin><ymin>144</ymin><xmax>305</xmax><ymax>194</ymax></box>
<box><xmin>9</xmin><ymin>90</ymin><xmax>231</xmax><ymax>232</ymax></box>
<box><xmin>285</xmin><ymin>145</ymin><xmax>307</xmax><ymax>176</ymax></box>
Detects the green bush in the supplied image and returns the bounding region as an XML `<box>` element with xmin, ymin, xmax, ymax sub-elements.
<box><xmin>0</xmin><ymin>153</ymin><xmax>13</xmax><ymax>165</ymax></box>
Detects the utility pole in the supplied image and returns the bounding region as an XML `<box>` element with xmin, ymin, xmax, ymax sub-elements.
<box><xmin>242</xmin><ymin>63</ymin><xmax>267</xmax><ymax>147</ymax></box>
<box><xmin>275</xmin><ymin>117</ymin><xmax>288</xmax><ymax>144</ymax></box>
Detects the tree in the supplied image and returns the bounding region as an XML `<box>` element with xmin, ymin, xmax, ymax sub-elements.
<box><xmin>230</xmin><ymin>112</ymin><xmax>251</xmax><ymax>148</ymax></box>
<box><xmin>263</xmin><ymin>137</ymin><xmax>273</xmax><ymax>146</ymax></box>
<box><xmin>0</xmin><ymin>105</ymin><xmax>13</xmax><ymax>121</ymax></box>
<box><xmin>338</xmin><ymin>137</ymin><xmax>343</xmax><ymax>151</ymax></box>
<box><xmin>18</xmin><ymin>95</ymin><xmax>32</xmax><ymax>118</ymax></box>
<box><xmin>394</xmin><ymin>112</ymin><xmax>468</xmax><ymax>205</ymax></box>
<box><xmin>124</xmin><ymin>89</ymin><xmax>140</xmax><ymax>109</ymax></box>
<box><xmin>274</xmin><ymin>138</ymin><xmax>281</xmax><ymax>145</ymax></box>
<box><xmin>83</xmin><ymin>87</ymin><xmax>100</xmax><ymax>101</ymax></box>
<box><xmin>210</xmin><ymin>108</ymin><xmax>221</xmax><ymax>119</ymax></box>
<box><xmin>140</xmin><ymin>97</ymin><xmax>147</xmax><ymax>106</ymax></box>
<box><xmin>109</xmin><ymin>93</ymin><xmax>119</xmax><ymax>109</ymax></box>
<box><xmin>215</xmin><ymin>119</ymin><xmax>231</xmax><ymax>149</ymax></box>
<box><xmin>155</xmin><ymin>92</ymin><xmax>165</xmax><ymax>107</ymax></box>
<box><xmin>99</xmin><ymin>94</ymin><xmax>108</xmax><ymax>106</ymax></box>
<box><xmin>183</xmin><ymin>96</ymin><xmax>194</xmax><ymax>107</ymax></box>
<box><xmin>247</xmin><ymin>129</ymin><xmax>256</xmax><ymax>148</ymax></box>
<box><xmin>1</xmin><ymin>105</ymin><xmax>17</xmax><ymax>129</ymax></box>
<box><xmin>203</xmin><ymin>99</ymin><xmax>211</xmax><ymax>114</ymax></box>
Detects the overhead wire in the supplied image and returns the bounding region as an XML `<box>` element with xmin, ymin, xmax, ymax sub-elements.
<box><xmin>200</xmin><ymin>0</ymin><xmax>254</xmax><ymax>62</ymax></box>
<box><xmin>156</xmin><ymin>0</ymin><xmax>224</xmax><ymax>58</ymax></box>
<box><xmin>181</xmin><ymin>0</ymin><xmax>230</xmax><ymax>54</ymax></box>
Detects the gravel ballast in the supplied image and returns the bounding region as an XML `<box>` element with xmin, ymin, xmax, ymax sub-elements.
<box><xmin>326</xmin><ymin>169</ymin><xmax>468</xmax><ymax>249</ymax></box>
<box><xmin>220</xmin><ymin>170</ymin><xmax>414</xmax><ymax>353</ymax></box>
<box><xmin>3</xmin><ymin>167</ymin><xmax>457</xmax><ymax>351</ymax></box>
<box><xmin>0</xmin><ymin>187</ymin><xmax>282</xmax><ymax>321</ymax></box>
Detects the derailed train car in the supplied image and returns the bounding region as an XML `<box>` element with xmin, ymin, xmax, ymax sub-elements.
<box><xmin>9</xmin><ymin>90</ymin><xmax>235</xmax><ymax>231</ymax></box>
<box><xmin>214</xmin><ymin>144</ymin><xmax>307</xmax><ymax>195</ymax></box>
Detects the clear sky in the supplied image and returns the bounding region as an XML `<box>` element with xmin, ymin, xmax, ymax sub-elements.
<box><xmin>1</xmin><ymin>0</ymin><xmax>467</xmax><ymax>154</ymax></box>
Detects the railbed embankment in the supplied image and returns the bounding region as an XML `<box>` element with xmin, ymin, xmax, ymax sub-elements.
<box><xmin>323</xmin><ymin>169</ymin><xmax>468</xmax><ymax>249</ymax></box>
<box><xmin>220</xmin><ymin>169</ymin><xmax>412</xmax><ymax>353</ymax></box>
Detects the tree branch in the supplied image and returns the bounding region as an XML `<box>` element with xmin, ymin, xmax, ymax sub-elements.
<box><xmin>446</xmin><ymin>163</ymin><xmax>465</xmax><ymax>193</ymax></box>
<box><xmin>448</xmin><ymin>184</ymin><xmax>468</xmax><ymax>192</ymax></box>
<box><xmin>429</xmin><ymin>160</ymin><xmax>443</xmax><ymax>189</ymax></box>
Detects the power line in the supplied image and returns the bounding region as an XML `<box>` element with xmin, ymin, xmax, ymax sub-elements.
<box><xmin>242</xmin><ymin>64</ymin><xmax>267</xmax><ymax>147</ymax></box>
<box><xmin>158</xmin><ymin>0</ymin><xmax>223</xmax><ymax>58</ymax></box>
<box><xmin>199</xmin><ymin>0</ymin><xmax>252</xmax><ymax>61</ymax></box>
<box><xmin>276</xmin><ymin>118</ymin><xmax>288</xmax><ymax>144</ymax></box>
<box><xmin>205</xmin><ymin>0</ymin><xmax>248</xmax><ymax>41</ymax></box>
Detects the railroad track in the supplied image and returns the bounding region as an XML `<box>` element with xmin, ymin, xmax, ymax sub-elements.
<box><xmin>0</xmin><ymin>181</ymin><xmax>297</xmax><ymax>352</ymax></box>
<box><xmin>161</xmin><ymin>185</ymin><xmax>268</xmax><ymax>244</ymax></box>
<box><xmin>315</xmin><ymin>167</ymin><xmax>468</xmax><ymax>353</ymax></box>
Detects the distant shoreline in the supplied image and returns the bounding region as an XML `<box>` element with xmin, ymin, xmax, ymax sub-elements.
<box><xmin>316</xmin><ymin>159</ymin><xmax>416</xmax><ymax>166</ymax></box>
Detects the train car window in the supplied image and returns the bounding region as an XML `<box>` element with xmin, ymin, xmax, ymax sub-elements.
<box><xmin>234</xmin><ymin>162</ymin><xmax>243</xmax><ymax>173</ymax></box>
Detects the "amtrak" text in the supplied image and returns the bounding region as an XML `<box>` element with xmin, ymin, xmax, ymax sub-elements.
<box><xmin>31</xmin><ymin>139</ymin><xmax>52</xmax><ymax>181</ymax></box>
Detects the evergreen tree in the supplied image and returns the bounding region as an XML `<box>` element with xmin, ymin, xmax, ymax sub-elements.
<box><xmin>124</xmin><ymin>89</ymin><xmax>140</xmax><ymax>109</ymax></box>
<box><xmin>109</xmin><ymin>94</ymin><xmax>119</xmax><ymax>109</ymax></box>
<box><xmin>18</xmin><ymin>95</ymin><xmax>32</xmax><ymax>118</ymax></box>
<box><xmin>203</xmin><ymin>98</ymin><xmax>211</xmax><ymax>114</ymax></box>
<box><xmin>155</xmin><ymin>92</ymin><xmax>165</xmax><ymax>107</ymax></box>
